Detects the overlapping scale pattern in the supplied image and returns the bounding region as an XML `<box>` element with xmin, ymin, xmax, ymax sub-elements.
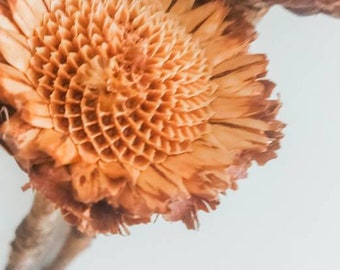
<box><xmin>27</xmin><ymin>0</ymin><xmax>215</xmax><ymax>169</ymax></box>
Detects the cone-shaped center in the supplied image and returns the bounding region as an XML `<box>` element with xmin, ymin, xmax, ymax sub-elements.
<box><xmin>28</xmin><ymin>0</ymin><xmax>215</xmax><ymax>169</ymax></box>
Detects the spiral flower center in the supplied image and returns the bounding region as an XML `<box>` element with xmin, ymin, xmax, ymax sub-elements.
<box><xmin>28</xmin><ymin>0</ymin><xmax>215</xmax><ymax>169</ymax></box>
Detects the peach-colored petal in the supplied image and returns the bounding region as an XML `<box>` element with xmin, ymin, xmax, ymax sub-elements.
<box><xmin>0</xmin><ymin>113</ymin><xmax>40</xmax><ymax>170</ymax></box>
<box><xmin>192</xmin><ymin>4</ymin><xmax>229</xmax><ymax>42</ymax></box>
<box><xmin>0</xmin><ymin>2</ymin><xmax>19</xmax><ymax>33</ymax></box>
<box><xmin>7</xmin><ymin>0</ymin><xmax>46</xmax><ymax>37</ymax></box>
<box><xmin>71</xmin><ymin>163</ymin><xmax>110</xmax><ymax>204</ymax></box>
<box><xmin>35</xmin><ymin>129</ymin><xmax>79</xmax><ymax>166</ymax></box>
<box><xmin>169</xmin><ymin>0</ymin><xmax>195</xmax><ymax>14</ymax></box>
<box><xmin>0</xmin><ymin>63</ymin><xmax>38</xmax><ymax>107</ymax></box>
<box><xmin>0</xmin><ymin>29</ymin><xmax>31</xmax><ymax>72</ymax></box>
<box><xmin>178</xmin><ymin>2</ymin><xmax>220</xmax><ymax>32</ymax></box>
<box><xmin>159</xmin><ymin>0</ymin><xmax>173</xmax><ymax>10</ymax></box>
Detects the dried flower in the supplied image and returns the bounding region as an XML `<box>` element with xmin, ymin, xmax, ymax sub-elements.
<box><xmin>0</xmin><ymin>0</ymin><xmax>283</xmax><ymax>235</ymax></box>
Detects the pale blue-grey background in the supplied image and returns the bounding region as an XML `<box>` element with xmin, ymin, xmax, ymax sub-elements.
<box><xmin>1</xmin><ymin>6</ymin><xmax>340</xmax><ymax>270</ymax></box>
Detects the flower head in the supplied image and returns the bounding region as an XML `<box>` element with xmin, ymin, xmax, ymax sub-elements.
<box><xmin>0</xmin><ymin>0</ymin><xmax>283</xmax><ymax>235</ymax></box>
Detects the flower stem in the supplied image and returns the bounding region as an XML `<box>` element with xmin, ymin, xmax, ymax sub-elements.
<box><xmin>43</xmin><ymin>227</ymin><xmax>92</xmax><ymax>270</ymax></box>
<box><xmin>6</xmin><ymin>192</ymin><xmax>60</xmax><ymax>270</ymax></box>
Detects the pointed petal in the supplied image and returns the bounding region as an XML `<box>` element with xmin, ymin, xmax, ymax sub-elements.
<box><xmin>212</xmin><ymin>58</ymin><xmax>268</xmax><ymax>89</ymax></box>
<box><xmin>22</xmin><ymin>101</ymin><xmax>50</xmax><ymax>117</ymax></box>
<box><xmin>20</xmin><ymin>112</ymin><xmax>53</xmax><ymax>129</ymax></box>
<box><xmin>211</xmin><ymin>124</ymin><xmax>269</xmax><ymax>151</ymax></box>
<box><xmin>0</xmin><ymin>14</ymin><xmax>19</xmax><ymax>33</ymax></box>
<box><xmin>121</xmin><ymin>162</ymin><xmax>141</xmax><ymax>185</ymax></box>
<box><xmin>8</xmin><ymin>0</ymin><xmax>46</xmax><ymax>37</ymax></box>
<box><xmin>215</xmin><ymin>80</ymin><xmax>265</xmax><ymax>98</ymax></box>
<box><xmin>0</xmin><ymin>3</ymin><xmax>20</xmax><ymax>33</ymax></box>
<box><xmin>0</xmin><ymin>113</ymin><xmax>40</xmax><ymax>163</ymax></box>
<box><xmin>192</xmin><ymin>4</ymin><xmax>229</xmax><ymax>41</ymax></box>
<box><xmin>0</xmin><ymin>63</ymin><xmax>38</xmax><ymax>107</ymax></box>
<box><xmin>207</xmin><ymin>36</ymin><xmax>252</xmax><ymax>68</ymax></box>
<box><xmin>35</xmin><ymin>129</ymin><xmax>79</xmax><ymax>165</ymax></box>
<box><xmin>178</xmin><ymin>2</ymin><xmax>218</xmax><ymax>32</ymax></box>
<box><xmin>159</xmin><ymin>0</ymin><xmax>172</xmax><ymax>11</ymax></box>
<box><xmin>161</xmin><ymin>138</ymin><xmax>237</xmax><ymax>180</ymax></box>
<box><xmin>213</xmin><ymin>54</ymin><xmax>266</xmax><ymax>77</ymax></box>
<box><xmin>71</xmin><ymin>163</ymin><xmax>109</xmax><ymax>204</ymax></box>
<box><xmin>43</xmin><ymin>0</ymin><xmax>52</xmax><ymax>11</ymax></box>
<box><xmin>169</xmin><ymin>0</ymin><xmax>195</xmax><ymax>14</ymax></box>
<box><xmin>137</xmin><ymin>166</ymin><xmax>180</xmax><ymax>198</ymax></box>
<box><xmin>210</xmin><ymin>96</ymin><xmax>254</xmax><ymax>119</ymax></box>
<box><xmin>0</xmin><ymin>29</ymin><xmax>31</xmax><ymax>72</ymax></box>
<box><xmin>98</xmin><ymin>161</ymin><xmax>126</xmax><ymax>180</ymax></box>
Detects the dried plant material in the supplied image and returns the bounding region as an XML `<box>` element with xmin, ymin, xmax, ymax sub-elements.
<box><xmin>43</xmin><ymin>227</ymin><xmax>92</xmax><ymax>270</ymax></box>
<box><xmin>228</xmin><ymin>0</ymin><xmax>270</xmax><ymax>24</ymax></box>
<box><xmin>230</xmin><ymin>0</ymin><xmax>340</xmax><ymax>18</ymax></box>
<box><xmin>6</xmin><ymin>192</ymin><xmax>59</xmax><ymax>270</ymax></box>
<box><xmin>0</xmin><ymin>0</ymin><xmax>283</xmax><ymax>235</ymax></box>
<box><xmin>268</xmin><ymin>0</ymin><xmax>340</xmax><ymax>17</ymax></box>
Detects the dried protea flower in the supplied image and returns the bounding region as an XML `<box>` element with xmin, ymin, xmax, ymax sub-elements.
<box><xmin>0</xmin><ymin>0</ymin><xmax>283</xmax><ymax>235</ymax></box>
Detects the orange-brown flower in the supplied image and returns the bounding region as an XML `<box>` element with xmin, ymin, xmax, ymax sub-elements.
<box><xmin>0</xmin><ymin>0</ymin><xmax>283</xmax><ymax>235</ymax></box>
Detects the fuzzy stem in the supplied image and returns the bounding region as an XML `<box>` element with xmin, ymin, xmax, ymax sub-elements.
<box><xmin>6</xmin><ymin>192</ymin><xmax>59</xmax><ymax>270</ymax></box>
<box><xmin>43</xmin><ymin>227</ymin><xmax>92</xmax><ymax>270</ymax></box>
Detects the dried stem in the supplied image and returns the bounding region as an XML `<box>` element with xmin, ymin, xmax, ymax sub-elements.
<box><xmin>43</xmin><ymin>227</ymin><xmax>93</xmax><ymax>270</ymax></box>
<box><xmin>6</xmin><ymin>192</ymin><xmax>60</xmax><ymax>270</ymax></box>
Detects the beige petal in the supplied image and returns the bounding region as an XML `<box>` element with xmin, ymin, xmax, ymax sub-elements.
<box><xmin>179</xmin><ymin>2</ymin><xmax>220</xmax><ymax>32</ymax></box>
<box><xmin>98</xmin><ymin>161</ymin><xmax>127</xmax><ymax>180</ymax></box>
<box><xmin>22</xmin><ymin>101</ymin><xmax>50</xmax><ymax>117</ymax></box>
<box><xmin>21</xmin><ymin>110</ymin><xmax>53</xmax><ymax>129</ymax></box>
<box><xmin>0</xmin><ymin>15</ymin><xmax>18</xmax><ymax>33</ymax></box>
<box><xmin>222</xmin><ymin>117</ymin><xmax>272</xmax><ymax>131</ymax></box>
<box><xmin>0</xmin><ymin>113</ymin><xmax>39</xmax><ymax>155</ymax></box>
<box><xmin>43</xmin><ymin>0</ymin><xmax>52</xmax><ymax>10</ymax></box>
<box><xmin>0</xmin><ymin>29</ymin><xmax>31</xmax><ymax>72</ymax></box>
<box><xmin>121</xmin><ymin>162</ymin><xmax>141</xmax><ymax>185</ymax></box>
<box><xmin>159</xmin><ymin>0</ymin><xmax>172</xmax><ymax>10</ymax></box>
<box><xmin>192</xmin><ymin>4</ymin><xmax>229</xmax><ymax>42</ymax></box>
<box><xmin>169</xmin><ymin>0</ymin><xmax>195</xmax><ymax>14</ymax></box>
<box><xmin>210</xmin><ymin>20</ymin><xmax>233</xmax><ymax>39</ymax></box>
<box><xmin>0</xmin><ymin>63</ymin><xmax>38</xmax><ymax>107</ymax></box>
<box><xmin>161</xmin><ymin>137</ymin><xmax>237</xmax><ymax>180</ymax></box>
<box><xmin>137</xmin><ymin>166</ymin><xmax>180</xmax><ymax>198</ymax></box>
<box><xmin>0</xmin><ymin>53</ymin><xmax>5</xmax><ymax>64</ymax></box>
<box><xmin>71</xmin><ymin>163</ymin><xmax>109</xmax><ymax>204</ymax></box>
<box><xmin>205</xmin><ymin>35</ymin><xmax>253</xmax><ymax>68</ymax></box>
<box><xmin>211</xmin><ymin>124</ymin><xmax>269</xmax><ymax>151</ymax></box>
<box><xmin>153</xmin><ymin>163</ymin><xmax>189</xmax><ymax>195</ymax></box>
<box><xmin>216</xmin><ymin>81</ymin><xmax>256</xmax><ymax>98</ymax></box>
<box><xmin>210</xmin><ymin>96</ymin><xmax>257</xmax><ymax>119</ymax></box>
<box><xmin>212</xmin><ymin>59</ymin><xmax>268</xmax><ymax>90</ymax></box>
<box><xmin>8</xmin><ymin>0</ymin><xmax>46</xmax><ymax>37</ymax></box>
<box><xmin>0</xmin><ymin>3</ymin><xmax>20</xmax><ymax>33</ymax></box>
<box><xmin>117</xmin><ymin>185</ymin><xmax>151</xmax><ymax>216</ymax></box>
<box><xmin>213</xmin><ymin>54</ymin><xmax>266</xmax><ymax>76</ymax></box>
<box><xmin>35</xmin><ymin>129</ymin><xmax>79</xmax><ymax>166</ymax></box>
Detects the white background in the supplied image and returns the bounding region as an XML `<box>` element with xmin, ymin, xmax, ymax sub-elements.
<box><xmin>1</xmin><ymin>6</ymin><xmax>340</xmax><ymax>270</ymax></box>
